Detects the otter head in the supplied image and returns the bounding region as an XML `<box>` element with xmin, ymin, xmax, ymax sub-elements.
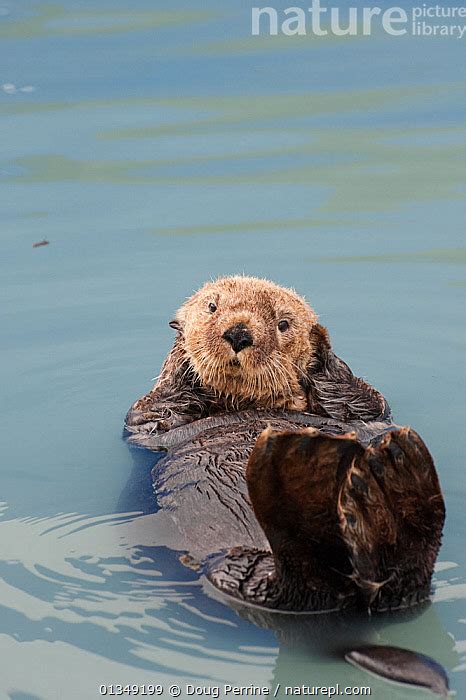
<box><xmin>171</xmin><ymin>276</ymin><xmax>318</xmax><ymax>409</ymax></box>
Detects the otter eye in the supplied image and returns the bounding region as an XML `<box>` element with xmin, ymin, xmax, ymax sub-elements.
<box><xmin>278</xmin><ymin>320</ymin><xmax>289</xmax><ymax>332</ymax></box>
<box><xmin>208</xmin><ymin>302</ymin><xmax>217</xmax><ymax>313</ymax></box>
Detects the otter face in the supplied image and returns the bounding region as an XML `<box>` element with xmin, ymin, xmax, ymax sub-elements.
<box><xmin>173</xmin><ymin>276</ymin><xmax>318</xmax><ymax>409</ymax></box>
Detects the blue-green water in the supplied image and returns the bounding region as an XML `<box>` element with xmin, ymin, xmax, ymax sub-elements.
<box><xmin>1</xmin><ymin>2</ymin><xmax>465</xmax><ymax>698</ymax></box>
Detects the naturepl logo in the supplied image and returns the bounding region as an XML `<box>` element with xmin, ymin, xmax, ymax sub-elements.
<box><xmin>252</xmin><ymin>3</ymin><xmax>466</xmax><ymax>39</ymax></box>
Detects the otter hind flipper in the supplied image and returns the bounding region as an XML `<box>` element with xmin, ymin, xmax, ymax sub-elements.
<box><xmin>338</xmin><ymin>428</ymin><xmax>445</xmax><ymax>610</ymax></box>
<box><xmin>345</xmin><ymin>646</ymin><xmax>450</xmax><ymax>697</ymax></box>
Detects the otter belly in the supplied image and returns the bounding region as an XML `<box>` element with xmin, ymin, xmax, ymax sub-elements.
<box><xmin>148</xmin><ymin>410</ymin><xmax>394</xmax><ymax>560</ymax></box>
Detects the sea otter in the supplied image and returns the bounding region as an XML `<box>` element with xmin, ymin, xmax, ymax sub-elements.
<box><xmin>124</xmin><ymin>276</ymin><xmax>447</xmax><ymax>695</ymax></box>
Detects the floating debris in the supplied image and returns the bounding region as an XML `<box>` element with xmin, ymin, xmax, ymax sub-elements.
<box><xmin>32</xmin><ymin>239</ymin><xmax>50</xmax><ymax>248</ymax></box>
<box><xmin>179</xmin><ymin>554</ymin><xmax>201</xmax><ymax>572</ymax></box>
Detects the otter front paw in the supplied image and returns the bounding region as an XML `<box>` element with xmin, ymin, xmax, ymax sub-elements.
<box><xmin>151</xmin><ymin>413</ymin><xmax>192</xmax><ymax>432</ymax></box>
<box><xmin>124</xmin><ymin>407</ymin><xmax>166</xmax><ymax>432</ymax></box>
<box><xmin>124</xmin><ymin>405</ymin><xmax>194</xmax><ymax>438</ymax></box>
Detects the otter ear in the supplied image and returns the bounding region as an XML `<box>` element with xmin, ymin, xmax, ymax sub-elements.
<box><xmin>169</xmin><ymin>305</ymin><xmax>187</xmax><ymax>333</ymax></box>
<box><xmin>169</xmin><ymin>319</ymin><xmax>183</xmax><ymax>331</ymax></box>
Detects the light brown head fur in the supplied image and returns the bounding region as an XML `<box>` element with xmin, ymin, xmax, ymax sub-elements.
<box><xmin>170</xmin><ymin>276</ymin><xmax>318</xmax><ymax>410</ymax></box>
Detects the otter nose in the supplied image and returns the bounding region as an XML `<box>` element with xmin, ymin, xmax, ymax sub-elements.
<box><xmin>222</xmin><ymin>323</ymin><xmax>253</xmax><ymax>353</ymax></box>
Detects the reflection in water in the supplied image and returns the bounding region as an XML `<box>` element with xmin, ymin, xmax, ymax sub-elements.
<box><xmin>0</xmin><ymin>504</ymin><xmax>274</xmax><ymax>684</ymax></box>
<box><xmin>0</xmin><ymin>487</ymin><xmax>462</xmax><ymax>699</ymax></box>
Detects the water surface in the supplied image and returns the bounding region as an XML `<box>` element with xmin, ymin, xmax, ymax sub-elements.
<box><xmin>1</xmin><ymin>1</ymin><xmax>465</xmax><ymax>698</ymax></box>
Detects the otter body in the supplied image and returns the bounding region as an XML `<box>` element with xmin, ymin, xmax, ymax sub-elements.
<box><xmin>149</xmin><ymin>410</ymin><xmax>395</xmax><ymax>563</ymax></box>
<box><xmin>124</xmin><ymin>276</ymin><xmax>447</xmax><ymax>694</ymax></box>
<box><xmin>125</xmin><ymin>275</ymin><xmax>444</xmax><ymax>612</ymax></box>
